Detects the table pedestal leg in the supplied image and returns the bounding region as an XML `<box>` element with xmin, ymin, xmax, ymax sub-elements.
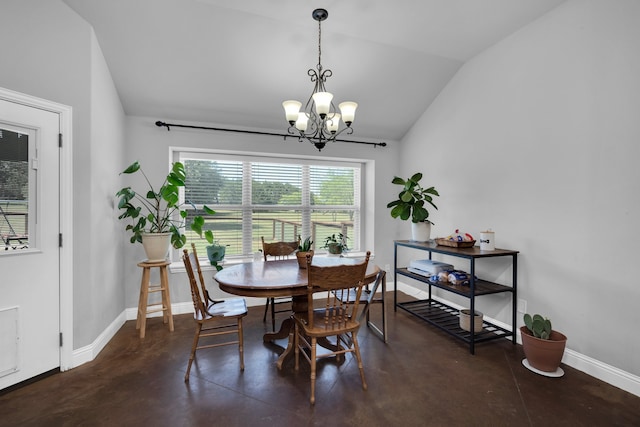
<box><xmin>275</xmin><ymin>317</ymin><xmax>295</xmax><ymax>370</ymax></box>
<box><xmin>263</xmin><ymin>316</ymin><xmax>292</xmax><ymax>342</ymax></box>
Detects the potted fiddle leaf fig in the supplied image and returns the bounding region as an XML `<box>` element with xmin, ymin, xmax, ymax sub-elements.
<box><xmin>520</xmin><ymin>313</ymin><xmax>567</xmax><ymax>377</ymax></box>
<box><xmin>116</xmin><ymin>161</ymin><xmax>214</xmax><ymax>262</ymax></box>
<box><xmin>387</xmin><ymin>172</ymin><xmax>439</xmax><ymax>242</ymax></box>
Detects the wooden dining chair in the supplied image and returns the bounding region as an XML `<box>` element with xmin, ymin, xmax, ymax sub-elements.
<box><xmin>294</xmin><ymin>251</ymin><xmax>371</xmax><ymax>404</ymax></box>
<box><xmin>261</xmin><ymin>236</ymin><xmax>300</xmax><ymax>331</ymax></box>
<box><xmin>182</xmin><ymin>244</ymin><xmax>248</xmax><ymax>382</ymax></box>
<box><xmin>334</xmin><ymin>269</ymin><xmax>387</xmax><ymax>342</ymax></box>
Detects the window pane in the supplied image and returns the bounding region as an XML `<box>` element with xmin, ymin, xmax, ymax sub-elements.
<box><xmin>0</xmin><ymin>129</ymin><xmax>29</xmax><ymax>250</ymax></box>
<box><xmin>311</xmin><ymin>210</ymin><xmax>356</xmax><ymax>251</ymax></box>
<box><xmin>252</xmin><ymin>163</ymin><xmax>302</xmax><ymax>205</ymax></box>
<box><xmin>185</xmin><ymin>159</ymin><xmax>243</xmax><ymax>205</ymax></box>
<box><xmin>254</xmin><ymin>209</ymin><xmax>302</xmax><ymax>250</ymax></box>
<box><xmin>310</xmin><ymin>166</ymin><xmax>354</xmax><ymax>206</ymax></box>
<box><xmin>185</xmin><ymin>209</ymin><xmax>242</xmax><ymax>256</ymax></box>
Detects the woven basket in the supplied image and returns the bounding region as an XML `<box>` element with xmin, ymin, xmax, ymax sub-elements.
<box><xmin>435</xmin><ymin>238</ymin><xmax>476</xmax><ymax>248</ymax></box>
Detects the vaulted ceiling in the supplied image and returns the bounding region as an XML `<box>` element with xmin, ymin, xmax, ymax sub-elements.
<box><xmin>62</xmin><ymin>0</ymin><xmax>565</xmax><ymax>142</ymax></box>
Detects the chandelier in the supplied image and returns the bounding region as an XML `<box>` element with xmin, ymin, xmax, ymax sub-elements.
<box><xmin>282</xmin><ymin>8</ymin><xmax>357</xmax><ymax>151</ymax></box>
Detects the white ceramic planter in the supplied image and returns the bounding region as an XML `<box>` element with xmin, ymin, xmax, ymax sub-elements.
<box><xmin>141</xmin><ymin>232</ymin><xmax>171</xmax><ymax>262</ymax></box>
<box><xmin>411</xmin><ymin>221</ymin><xmax>431</xmax><ymax>242</ymax></box>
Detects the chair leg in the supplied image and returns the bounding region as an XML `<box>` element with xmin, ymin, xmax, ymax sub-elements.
<box><xmin>238</xmin><ymin>318</ymin><xmax>245</xmax><ymax>371</ymax></box>
<box><xmin>310</xmin><ymin>337</ymin><xmax>317</xmax><ymax>405</ymax></box>
<box><xmin>263</xmin><ymin>298</ymin><xmax>270</xmax><ymax>322</ymax></box>
<box><xmin>352</xmin><ymin>333</ymin><xmax>367</xmax><ymax>391</ymax></box>
<box><xmin>271</xmin><ymin>299</ymin><xmax>276</xmax><ymax>331</ymax></box>
<box><xmin>185</xmin><ymin>323</ymin><xmax>202</xmax><ymax>382</ymax></box>
<box><xmin>293</xmin><ymin>323</ymin><xmax>300</xmax><ymax>371</ymax></box>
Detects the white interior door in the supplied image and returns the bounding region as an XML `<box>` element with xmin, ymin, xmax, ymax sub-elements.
<box><xmin>0</xmin><ymin>98</ymin><xmax>60</xmax><ymax>390</ymax></box>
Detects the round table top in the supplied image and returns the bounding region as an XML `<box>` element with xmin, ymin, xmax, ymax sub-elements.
<box><xmin>215</xmin><ymin>257</ymin><xmax>380</xmax><ymax>298</ymax></box>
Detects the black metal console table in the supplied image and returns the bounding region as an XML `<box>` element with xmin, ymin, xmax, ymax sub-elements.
<box><xmin>393</xmin><ymin>240</ymin><xmax>519</xmax><ymax>354</ymax></box>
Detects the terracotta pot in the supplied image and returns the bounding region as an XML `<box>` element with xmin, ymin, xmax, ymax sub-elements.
<box><xmin>520</xmin><ymin>326</ymin><xmax>567</xmax><ymax>372</ymax></box>
<box><xmin>326</xmin><ymin>243</ymin><xmax>343</xmax><ymax>255</ymax></box>
<box><xmin>296</xmin><ymin>251</ymin><xmax>314</xmax><ymax>269</ymax></box>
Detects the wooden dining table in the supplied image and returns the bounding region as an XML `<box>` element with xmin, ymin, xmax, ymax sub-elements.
<box><xmin>215</xmin><ymin>256</ymin><xmax>381</xmax><ymax>369</ymax></box>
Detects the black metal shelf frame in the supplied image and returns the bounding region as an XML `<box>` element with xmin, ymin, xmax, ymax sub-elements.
<box><xmin>393</xmin><ymin>240</ymin><xmax>519</xmax><ymax>354</ymax></box>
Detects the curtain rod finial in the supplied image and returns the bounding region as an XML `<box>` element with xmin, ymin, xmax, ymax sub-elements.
<box><xmin>156</xmin><ymin>121</ymin><xmax>170</xmax><ymax>131</ymax></box>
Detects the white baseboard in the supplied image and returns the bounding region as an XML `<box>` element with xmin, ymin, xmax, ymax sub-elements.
<box><xmin>395</xmin><ymin>281</ymin><xmax>640</xmax><ymax>398</ymax></box>
<box><xmin>71</xmin><ymin>311</ymin><xmax>126</xmax><ymax>368</ymax></box>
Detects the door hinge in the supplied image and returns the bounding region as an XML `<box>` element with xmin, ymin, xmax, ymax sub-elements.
<box><xmin>59</xmin><ymin>233</ymin><xmax>63</xmax><ymax>247</ymax></box>
<box><xmin>59</xmin><ymin>333</ymin><xmax>63</xmax><ymax>347</ymax></box>
<box><xmin>59</xmin><ymin>133</ymin><xmax>63</xmax><ymax>148</ymax></box>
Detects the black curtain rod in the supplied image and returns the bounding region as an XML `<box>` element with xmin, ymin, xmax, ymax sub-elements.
<box><xmin>155</xmin><ymin>121</ymin><xmax>387</xmax><ymax>149</ymax></box>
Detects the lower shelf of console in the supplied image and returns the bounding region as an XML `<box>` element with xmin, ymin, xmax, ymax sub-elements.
<box><xmin>397</xmin><ymin>299</ymin><xmax>512</xmax><ymax>345</ymax></box>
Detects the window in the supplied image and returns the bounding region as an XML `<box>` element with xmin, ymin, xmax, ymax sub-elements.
<box><xmin>0</xmin><ymin>127</ymin><xmax>34</xmax><ymax>252</ymax></box>
<box><xmin>175</xmin><ymin>150</ymin><xmax>362</xmax><ymax>261</ymax></box>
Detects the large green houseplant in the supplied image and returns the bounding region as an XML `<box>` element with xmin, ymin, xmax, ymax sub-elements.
<box><xmin>387</xmin><ymin>172</ymin><xmax>439</xmax><ymax>242</ymax></box>
<box><xmin>116</xmin><ymin>161</ymin><xmax>215</xmax><ymax>261</ymax></box>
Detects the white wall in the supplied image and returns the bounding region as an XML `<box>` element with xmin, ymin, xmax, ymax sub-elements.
<box><xmin>121</xmin><ymin>116</ymin><xmax>400</xmax><ymax>308</ymax></box>
<box><xmin>400</xmin><ymin>0</ymin><xmax>640</xmax><ymax>376</ymax></box>
<box><xmin>0</xmin><ymin>0</ymin><xmax>127</xmax><ymax>349</ymax></box>
<box><xmin>89</xmin><ymin>31</ymin><xmax>127</xmax><ymax>337</ymax></box>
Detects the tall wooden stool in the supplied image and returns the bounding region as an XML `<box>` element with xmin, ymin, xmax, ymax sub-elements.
<box><xmin>136</xmin><ymin>260</ymin><xmax>174</xmax><ymax>338</ymax></box>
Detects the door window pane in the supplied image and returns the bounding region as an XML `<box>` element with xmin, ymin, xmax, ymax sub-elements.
<box><xmin>0</xmin><ymin>128</ymin><xmax>29</xmax><ymax>251</ymax></box>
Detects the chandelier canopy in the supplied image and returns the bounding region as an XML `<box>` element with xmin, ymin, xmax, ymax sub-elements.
<box><xmin>282</xmin><ymin>9</ymin><xmax>357</xmax><ymax>151</ymax></box>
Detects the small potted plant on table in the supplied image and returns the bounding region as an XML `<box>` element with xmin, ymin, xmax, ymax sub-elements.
<box><xmin>296</xmin><ymin>236</ymin><xmax>314</xmax><ymax>269</ymax></box>
<box><xmin>322</xmin><ymin>233</ymin><xmax>349</xmax><ymax>255</ymax></box>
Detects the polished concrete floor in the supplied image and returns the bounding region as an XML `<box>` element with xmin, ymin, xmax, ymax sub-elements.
<box><xmin>2</xmin><ymin>293</ymin><xmax>640</xmax><ymax>427</ymax></box>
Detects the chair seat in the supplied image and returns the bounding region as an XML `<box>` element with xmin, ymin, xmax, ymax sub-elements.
<box><xmin>196</xmin><ymin>298</ymin><xmax>248</xmax><ymax>321</ymax></box>
<box><xmin>294</xmin><ymin>309</ymin><xmax>360</xmax><ymax>337</ymax></box>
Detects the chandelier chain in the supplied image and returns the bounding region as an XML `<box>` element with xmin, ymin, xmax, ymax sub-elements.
<box><xmin>317</xmin><ymin>18</ymin><xmax>322</xmax><ymax>72</ymax></box>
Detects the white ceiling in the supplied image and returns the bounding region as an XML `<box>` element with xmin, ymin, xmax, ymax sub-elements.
<box><xmin>62</xmin><ymin>0</ymin><xmax>565</xmax><ymax>142</ymax></box>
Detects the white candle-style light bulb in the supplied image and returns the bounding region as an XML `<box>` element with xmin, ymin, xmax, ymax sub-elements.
<box><xmin>339</xmin><ymin>101</ymin><xmax>357</xmax><ymax>126</ymax></box>
<box><xmin>295</xmin><ymin>112</ymin><xmax>309</xmax><ymax>131</ymax></box>
<box><xmin>326</xmin><ymin>113</ymin><xmax>341</xmax><ymax>133</ymax></box>
<box><xmin>282</xmin><ymin>100</ymin><xmax>302</xmax><ymax>125</ymax></box>
<box><xmin>312</xmin><ymin>92</ymin><xmax>333</xmax><ymax>117</ymax></box>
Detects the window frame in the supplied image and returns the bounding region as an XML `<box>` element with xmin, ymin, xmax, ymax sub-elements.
<box><xmin>171</xmin><ymin>147</ymin><xmax>364</xmax><ymax>266</ymax></box>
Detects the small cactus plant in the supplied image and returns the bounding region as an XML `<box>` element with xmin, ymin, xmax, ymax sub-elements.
<box><xmin>523</xmin><ymin>313</ymin><xmax>552</xmax><ymax>340</ymax></box>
